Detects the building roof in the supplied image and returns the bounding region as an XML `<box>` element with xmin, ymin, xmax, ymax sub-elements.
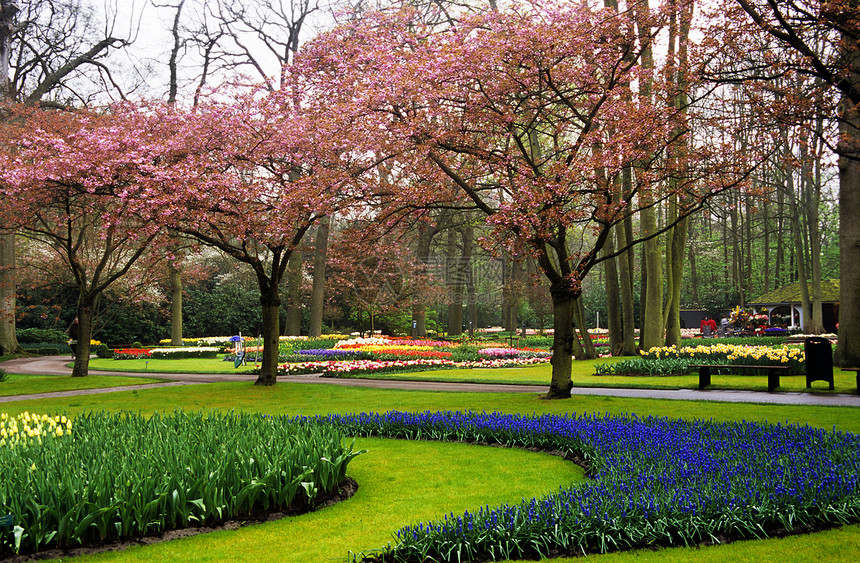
<box><xmin>750</xmin><ymin>279</ymin><xmax>840</xmax><ymax>305</ymax></box>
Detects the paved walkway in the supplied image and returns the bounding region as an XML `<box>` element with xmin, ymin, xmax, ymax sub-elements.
<box><xmin>3</xmin><ymin>356</ymin><xmax>860</xmax><ymax>407</ymax></box>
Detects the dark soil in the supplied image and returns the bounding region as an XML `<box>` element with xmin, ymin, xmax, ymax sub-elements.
<box><xmin>2</xmin><ymin>477</ymin><xmax>358</xmax><ymax>562</ymax></box>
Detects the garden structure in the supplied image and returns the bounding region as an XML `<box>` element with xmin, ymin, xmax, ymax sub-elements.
<box><xmin>748</xmin><ymin>280</ymin><xmax>840</xmax><ymax>333</ymax></box>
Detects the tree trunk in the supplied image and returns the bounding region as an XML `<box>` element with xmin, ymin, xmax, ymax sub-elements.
<box><xmin>462</xmin><ymin>226</ymin><xmax>477</xmax><ymax>337</ymax></box>
<box><xmin>836</xmin><ymin>86</ymin><xmax>860</xmax><ymax>367</ymax></box>
<box><xmin>807</xmin><ymin>123</ymin><xmax>825</xmax><ymax>334</ymax></box>
<box><xmin>284</xmin><ymin>251</ymin><xmax>302</xmax><ymax>336</ymax></box>
<box><xmin>256</xmin><ymin>285</ymin><xmax>281</xmax><ymax>385</ymax></box>
<box><xmin>618</xmin><ymin>188</ymin><xmax>637</xmax><ymax>356</ymax></box>
<box><xmin>308</xmin><ymin>217</ymin><xmax>329</xmax><ymax>338</ymax></box>
<box><xmin>169</xmin><ymin>262</ymin><xmax>183</xmax><ymax>346</ymax></box>
<box><xmin>664</xmin><ymin>215</ymin><xmax>687</xmax><ymax>347</ymax></box>
<box><xmin>573</xmin><ymin>296</ymin><xmax>597</xmax><ymax>359</ymax></box>
<box><xmin>641</xmin><ymin>207</ymin><xmax>663</xmax><ymax>350</ymax></box>
<box><xmin>786</xmin><ymin>165</ymin><xmax>812</xmax><ymax>331</ymax></box>
<box><xmin>0</xmin><ymin>3</ymin><xmax>20</xmax><ymax>356</ymax></box>
<box><xmin>71</xmin><ymin>300</ymin><xmax>95</xmax><ymax>377</ymax></box>
<box><xmin>603</xmin><ymin>225</ymin><xmax>623</xmax><ymax>356</ymax></box>
<box><xmin>688</xmin><ymin>223</ymin><xmax>699</xmax><ymax>306</ymax></box>
<box><xmin>446</xmin><ymin>228</ymin><xmax>463</xmax><ymax>336</ymax></box>
<box><xmin>504</xmin><ymin>260</ymin><xmax>522</xmax><ymax>333</ymax></box>
<box><xmin>412</xmin><ymin>223</ymin><xmax>433</xmax><ymax>338</ymax></box>
<box><xmin>547</xmin><ymin>286</ymin><xmax>575</xmax><ymax>398</ymax></box>
<box><xmin>0</xmin><ymin>233</ymin><xmax>20</xmax><ymax>355</ymax></box>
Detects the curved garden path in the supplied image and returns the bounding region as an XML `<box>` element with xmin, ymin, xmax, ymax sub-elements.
<box><xmin>3</xmin><ymin>355</ymin><xmax>860</xmax><ymax>407</ymax></box>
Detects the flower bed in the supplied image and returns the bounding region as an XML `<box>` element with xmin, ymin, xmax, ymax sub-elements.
<box><xmin>329</xmin><ymin>410</ymin><xmax>860</xmax><ymax>560</ymax></box>
<box><xmin>597</xmin><ymin>344</ymin><xmax>805</xmax><ymax>376</ymax></box>
<box><xmin>277</xmin><ymin>357</ymin><xmax>551</xmax><ymax>377</ymax></box>
<box><xmin>0</xmin><ymin>411</ymin><xmax>364</xmax><ymax>557</ymax></box>
<box><xmin>113</xmin><ymin>347</ymin><xmax>220</xmax><ymax>360</ymax></box>
<box><xmin>112</xmin><ymin>347</ymin><xmax>153</xmax><ymax>359</ymax></box>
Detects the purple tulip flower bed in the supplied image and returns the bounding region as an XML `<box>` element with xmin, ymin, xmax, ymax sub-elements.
<box><xmin>326</xmin><ymin>410</ymin><xmax>860</xmax><ymax>561</ymax></box>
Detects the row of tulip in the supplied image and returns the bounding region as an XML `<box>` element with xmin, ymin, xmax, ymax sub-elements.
<box><xmin>0</xmin><ymin>411</ymin><xmax>364</xmax><ymax>556</ymax></box>
<box><xmin>0</xmin><ymin>412</ymin><xmax>72</xmax><ymax>448</ymax></box>
<box><xmin>112</xmin><ymin>347</ymin><xmax>221</xmax><ymax>360</ymax></box>
<box><xmin>596</xmin><ymin>344</ymin><xmax>806</xmax><ymax>376</ymax></box>
<box><xmin>328</xmin><ymin>410</ymin><xmax>860</xmax><ymax>560</ymax></box>
<box><xmin>274</xmin><ymin>337</ymin><xmax>552</xmax><ymax>371</ymax></box>
<box><xmin>277</xmin><ymin>357</ymin><xmax>551</xmax><ymax>377</ymax></box>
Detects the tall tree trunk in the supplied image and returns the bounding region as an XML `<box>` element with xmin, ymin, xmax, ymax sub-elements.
<box><xmin>284</xmin><ymin>251</ymin><xmax>302</xmax><ymax>336</ymax></box>
<box><xmin>731</xmin><ymin>194</ymin><xmax>743</xmax><ymax>305</ymax></box>
<box><xmin>169</xmin><ymin>262</ymin><xmax>183</xmax><ymax>346</ymax></box>
<box><xmin>775</xmin><ymin>180</ymin><xmax>785</xmax><ymax>288</ymax></box>
<box><xmin>0</xmin><ymin>1</ymin><xmax>20</xmax><ymax>356</ymax></box>
<box><xmin>836</xmin><ymin>93</ymin><xmax>860</xmax><ymax>366</ymax></box>
<box><xmin>664</xmin><ymin>215</ymin><xmax>687</xmax><ymax>346</ymax></box>
<box><xmin>688</xmin><ymin>223</ymin><xmax>699</xmax><ymax>306</ymax></box>
<box><xmin>504</xmin><ymin>259</ymin><xmax>522</xmax><ymax>333</ymax></box>
<box><xmin>807</xmin><ymin>122</ymin><xmax>825</xmax><ymax>334</ymax></box>
<box><xmin>641</xmin><ymin>207</ymin><xmax>663</xmax><ymax>350</ymax></box>
<box><xmin>619</xmin><ymin>183</ymin><xmax>637</xmax><ymax>356</ymax></box>
<box><xmin>0</xmin><ymin>233</ymin><xmax>19</xmax><ymax>355</ymax></box>
<box><xmin>633</xmin><ymin>0</ymin><xmax>662</xmax><ymax>351</ymax></box>
<box><xmin>573</xmin><ymin>296</ymin><xmax>597</xmax><ymax>359</ymax></box>
<box><xmin>446</xmin><ymin>228</ymin><xmax>463</xmax><ymax>336</ymax></box>
<box><xmin>603</xmin><ymin>225</ymin><xmax>623</xmax><ymax>356</ymax></box>
<box><xmin>462</xmin><ymin>225</ymin><xmax>478</xmax><ymax>337</ymax></box>
<box><xmin>308</xmin><ymin>217</ymin><xmax>329</xmax><ymax>337</ymax></box>
<box><xmin>786</xmin><ymin>163</ymin><xmax>812</xmax><ymax>331</ymax></box>
<box><xmin>412</xmin><ymin>223</ymin><xmax>434</xmax><ymax>338</ymax></box>
<box><xmin>763</xmin><ymin>197</ymin><xmax>770</xmax><ymax>293</ymax></box>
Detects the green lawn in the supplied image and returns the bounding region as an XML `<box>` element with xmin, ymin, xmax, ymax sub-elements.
<box><xmin>86</xmin><ymin>355</ymin><xmax>860</xmax><ymax>393</ymax></box>
<box><xmin>0</xmin><ymin>373</ymin><xmax>165</xmax><ymax>397</ymax></box>
<box><xmin>87</xmin><ymin>357</ymin><xmax>258</xmax><ymax>374</ymax></box>
<box><xmin>1</xmin><ymin>362</ymin><xmax>858</xmax><ymax>562</ymax></box>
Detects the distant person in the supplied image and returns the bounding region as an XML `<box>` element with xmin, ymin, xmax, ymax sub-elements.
<box><xmin>700</xmin><ymin>316</ymin><xmax>714</xmax><ymax>338</ymax></box>
<box><xmin>67</xmin><ymin>317</ymin><xmax>79</xmax><ymax>357</ymax></box>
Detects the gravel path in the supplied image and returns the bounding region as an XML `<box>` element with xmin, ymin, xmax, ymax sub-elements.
<box><xmin>3</xmin><ymin>356</ymin><xmax>859</xmax><ymax>407</ymax></box>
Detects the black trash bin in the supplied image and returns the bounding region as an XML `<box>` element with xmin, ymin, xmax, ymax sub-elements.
<box><xmin>805</xmin><ymin>337</ymin><xmax>834</xmax><ymax>390</ymax></box>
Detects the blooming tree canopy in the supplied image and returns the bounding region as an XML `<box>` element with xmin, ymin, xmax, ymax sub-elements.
<box><xmin>143</xmin><ymin>83</ymin><xmax>378</xmax><ymax>384</ymax></box>
<box><xmin>300</xmin><ymin>0</ymin><xmax>753</xmax><ymax>397</ymax></box>
<box><xmin>0</xmin><ymin>104</ymin><xmax>178</xmax><ymax>375</ymax></box>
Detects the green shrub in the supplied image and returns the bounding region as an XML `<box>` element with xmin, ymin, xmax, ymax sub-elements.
<box><xmin>679</xmin><ymin>336</ymin><xmax>788</xmax><ymax>347</ymax></box>
<box><xmin>15</xmin><ymin>328</ymin><xmax>67</xmax><ymax>344</ymax></box>
<box><xmin>0</xmin><ymin>369</ymin><xmax>7</xmax><ymax>382</ymax></box>
<box><xmin>595</xmin><ymin>357</ymin><xmax>699</xmax><ymax>376</ymax></box>
<box><xmin>21</xmin><ymin>344</ymin><xmax>64</xmax><ymax>356</ymax></box>
<box><xmin>148</xmin><ymin>348</ymin><xmax>219</xmax><ymax>359</ymax></box>
<box><xmin>95</xmin><ymin>344</ymin><xmax>113</xmax><ymax>359</ymax></box>
<box><xmin>450</xmin><ymin>344</ymin><xmax>481</xmax><ymax>362</ymax></box>
<box><xmin>132</xmin><ymin>341</ymin><xmax>143</xmax><ymax>349</ymax></box>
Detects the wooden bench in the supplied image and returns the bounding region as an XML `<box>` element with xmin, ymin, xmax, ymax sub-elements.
<box><xmin>690</xmin><ymin>364</ymin><xmax>791</xmax><ymax>392</ymax></box>
<box><xmin>840</xmin><ymin>367</ymin><xmax>860</xmax><ymax>394</ymax></box>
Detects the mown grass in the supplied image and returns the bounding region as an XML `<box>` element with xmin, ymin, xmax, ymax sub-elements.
<box><xmin>87</xmin><ymin>357</ymin><xmax>257</xmax><ymax>374</ymax></box>
<box><xmin>85</xmin><ymin>356</ymin><xmax>860</xmax><ymax>393</ymax></box>
<box><xmin>0</xmin><ymin>374</ymin><xmax>164</xmax><ymax>397</ymax></box>
<box><xmin>2</xmin><ymin>381</ymin><xmax>859</xmax><ymax>433</ymax></box>
<box><xmin>1</xmin><ymin>364</ymin><xmax>858</xmax><ymax>562</ymax></box>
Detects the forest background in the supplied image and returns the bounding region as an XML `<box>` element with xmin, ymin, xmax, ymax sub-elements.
<box><xmin>0</xmin><ymin>0</ymin><xmax>847</xmax><ymax>373</ymax></box>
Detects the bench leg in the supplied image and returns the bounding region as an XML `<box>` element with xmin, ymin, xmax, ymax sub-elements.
<box><xmin>699</xmin><ymin>366</ymin><xmax>711</xmax><ymax>390</ymax></box>
<box><xmin>767</xmin><ymin>369</ymin><xmax>779</xmax><ymax>392</ymax></box>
